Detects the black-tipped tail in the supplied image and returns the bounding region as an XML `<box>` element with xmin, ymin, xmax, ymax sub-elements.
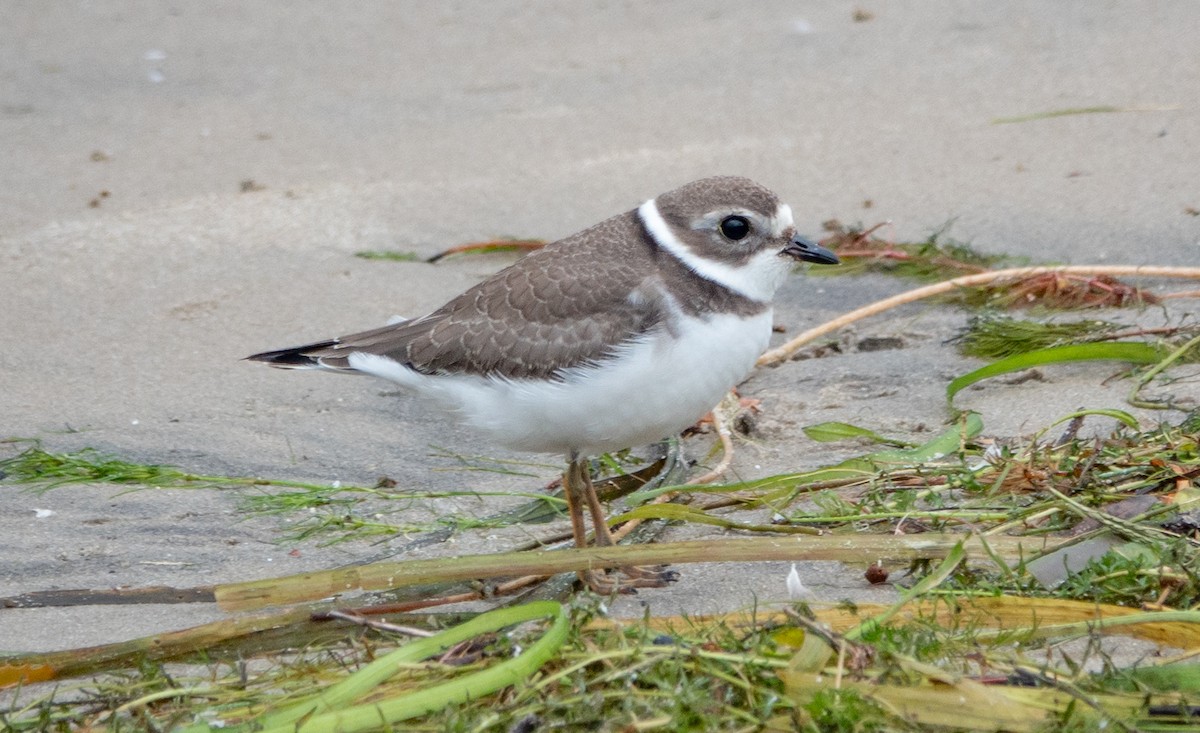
<box><xmin>245</xmin><ymin>339</ymin><xmax>340</xmax><ymax>369</ymax></box>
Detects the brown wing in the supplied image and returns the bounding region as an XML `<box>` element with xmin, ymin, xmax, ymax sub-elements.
<box><xmin>248</xmin><ymin>211</ymin><xmax>669</xmax><ymax>379</ymax></box>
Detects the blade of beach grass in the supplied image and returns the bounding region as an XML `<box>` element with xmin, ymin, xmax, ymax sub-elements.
<box><xmin>184</xmin><ymin>601</ymin><xmax>568</xmax><ymax>733</ymax></box>
<box><xmin>624</xmin><ymin>413</ymin><xmax>983</xmax><ymax>508</ymax></box>
<box><xmin>624</xmin><ymin>466</ymin><xmax>875</xmax><ymax>506</ymax></box>
<box><xmin>802</xmin><ymin>421</ymin><xmax>915</xmax><ymax>447</ymax></box>
<box><xmin>863</xmin><ymin>411</ymin><xmax>984</xmax><ymax>464</ymax></box>
<box><xmin>946</xmin><ymin>342</ymin><xmax>1167</xmax><ymax>408</ymax></box>
<box><xmin>991</xmin><ymin>105</ymin><xmax>1178</xmax><ymax>124</ymax></box>
<box><xmin>424</xmin><ymin>238</ymin><xmax>545</xmax><ymax>263</ymax></box>
<box><xmin>609</xmin><ymin>502</ymin><xmax>822</xmax><ymax>535</ymax></box>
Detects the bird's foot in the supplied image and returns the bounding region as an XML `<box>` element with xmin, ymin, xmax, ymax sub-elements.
<box><xmin>618</xmin><ymin>564</ymin><xmax>679</xmax><ymax>583</ymax></box>
<box><xmin>578</xmin><ymin>566</ymin><xmax>679</xmax><ymax>594</ymax></box>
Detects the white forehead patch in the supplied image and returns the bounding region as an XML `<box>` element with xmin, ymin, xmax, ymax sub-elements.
<box><xmin>773</xmin><ymin>203</ymin><xmax>794</xmax><ymax>236</ymax></box>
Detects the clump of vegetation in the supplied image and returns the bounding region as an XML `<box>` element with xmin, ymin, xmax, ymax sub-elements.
<box><xmin>954</xmin><ymin>315</ymin><xmax>1125</xmax><ymax>359</ymax></box>
<box><xmin>5</xmin><ymin>224</ymin><xmax>1200</xmax><ymax>730</ymax></box>
<box><xmin>817</xmin><ymin>222</ymin><xmax>1166</xmax><ymax>309</ymax></box>
<box><xmin>817</xmin><ymin>220</ymin><xmax>1011</xmax><ymax>282</ymax></box>
<box><xmin>964</xmin><ymin>272</ymin><xmax>1160</xmax><ymax>309</ymax></box>
<box><xmin>955</xmin><ymin>314</ymin><xmax>1200</xmax><ymax>361</ymax></box>
<box><xmin>4</xmin><ymin>409</ymin><xmax>1199</xmax><ymax>731</ymax></box>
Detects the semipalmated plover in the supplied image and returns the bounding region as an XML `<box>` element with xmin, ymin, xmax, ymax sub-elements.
<box><xmin>248</xmin><ymin>176</ymin><xmax>838</xmax><ymax>592</ymax></box>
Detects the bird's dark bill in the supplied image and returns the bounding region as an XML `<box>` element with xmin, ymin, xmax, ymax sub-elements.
<box><xmin>783</xmin><ymin>235</ymin><xmax>839</xmax><ymax>265</ymax></box>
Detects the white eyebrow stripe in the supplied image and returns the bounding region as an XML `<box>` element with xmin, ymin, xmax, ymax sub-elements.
<box><xmin>637</xmin><ymin>198</ymin><xmax>781</xmax><ymax>303</ymax></box>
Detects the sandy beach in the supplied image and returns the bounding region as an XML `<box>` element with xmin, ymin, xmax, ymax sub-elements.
<box><xmin>2</xmin><ymin>1</ymin><xmax>1198</xmax><ymax>652</ymax></box>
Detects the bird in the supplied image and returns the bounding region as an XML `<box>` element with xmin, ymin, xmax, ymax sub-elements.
<box><xmin>247</xmin><ymin>176</ymin><xmax>839</xmax><ymax>593</ymax></box>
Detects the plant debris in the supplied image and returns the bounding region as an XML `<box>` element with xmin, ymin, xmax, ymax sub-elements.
<box><xmin>5</xmin><ymin>251</ymin><xmax>1200</xmax><ymax>730</ymax></box>
<box><xmin>818</xmin><ymin>220</ymin><xmax>1011</xmax><ymax>282</ymax></box>
<box><xmin>425</xmin><ymin>238</ymin><xmax>545</xmax><ymax>263</ymax></box>
<box><xmin>965</xmin><ymin>272</ymin><xmax>1160</xmax><ymax>309</ymax></box>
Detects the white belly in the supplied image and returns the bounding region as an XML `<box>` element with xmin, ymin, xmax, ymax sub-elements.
<box><xmin>349</xmin><ymin>311</ymin><xmax>773</xmax><ymax>456</ymax></box>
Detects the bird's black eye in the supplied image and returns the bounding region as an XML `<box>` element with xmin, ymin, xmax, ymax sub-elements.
<box><xmin>718</xmin><ymin>215</ymin><xmax>751</xmax><ymax>241</ymax></box>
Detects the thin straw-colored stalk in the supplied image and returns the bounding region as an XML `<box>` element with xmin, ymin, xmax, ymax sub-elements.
<box><xmin>759</xmin><ymin>265</ymin><xmax>1200</xmax><ymax>366</ymax></box>
<box><xmin>214</xmin><ymin>534</ymin><xmax>1058</xmax><ymax>611</ymax></box>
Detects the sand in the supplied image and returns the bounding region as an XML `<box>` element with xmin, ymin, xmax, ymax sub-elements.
<box><xmin>2</xmin><ymin>1</ymin><xmax>1198</xmax><ymax>652</ymax></box>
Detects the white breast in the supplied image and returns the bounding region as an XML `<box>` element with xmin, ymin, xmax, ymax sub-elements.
<box><xmin>348</xmin><ymin>310</ymin><xmax>773</xmax><ymax>456</ymax></box>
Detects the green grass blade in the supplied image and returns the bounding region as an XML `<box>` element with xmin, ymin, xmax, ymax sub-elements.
<box><xmin>1050</xmin><ymin>408</ymin><xmax>1142</xmax><ymax>430</ymax></box>
<box><xmin>946</xmin><ymin>342</ymin><xmax>1167</xmax><ymax>406</ymax></box>
<box><xmin>863</xmin><ymin>411</ymin><xmax>984</xmax><ymax>464</ymax></box>
<box><xmin>610</xmin><ymin>503</ymin><xmax>821</xmax><ymax>535</ymax></box>
<box><xmin>802</xmin><ymin>422</ymin><xmax>913</xmax><ymax>446</ymax></box>
<box><xmin>991</xmin><ymin>105</ymin><xmax>1141</xmax><ymax>124</ymax></box>
<box><xmin>1117</xmin><ymin>662</ymin><xmax>1200</xmax><ymax>693</ymax></box>
<box><xmin>629</xmin><ymin>415</ymin><xmax>981</xmax><ymax>508</ymax></box>
<box><xmin>353</xmin><ymin>250</ymin><xmax>422</xmax><ymax>261</ymax></box>
<box><xmin>196</xmin><ymin>601</ymin><xmax>568</xmax><ymax>733</ymax></box>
